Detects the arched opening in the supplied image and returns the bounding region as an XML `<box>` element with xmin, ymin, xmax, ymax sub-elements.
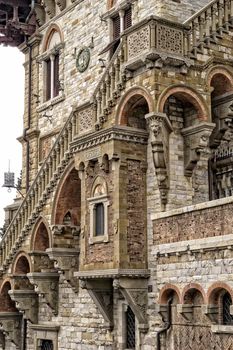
<box><xmin>209</xmin><ymin>71</ymin><xmax>233</xmax><ymax>199</ymax></box>
<box><xmin>14</xmin><ymin>255</ymin><xmax>30</xmax><ymax>275</ymax></box>
<box><xmin>0</xmin><ymin>282</ymin><xmax>17</xmax><ymax>312</ymax></box>
<box><xmin>222</xmin><ymin>291</ymin><xmax>233</xmax><ymax>325</ymax></box>
<box><xmin>54</xmin><ymin>168</ymin><xmax>81</xmax><ymax>226</ymax></box>
<box><xmin>208</xmin><ymin>285</ymin><xmax>233</xmax><ymax>325</ymax></box>
<box><xmin>33</xmin><ymin>222</ymin><xmax>50</xmax><ymax>251</ymax></box>
<box><xmin>161</xmin><ymin>89</ymin><xmax>210</xmax><ymax>205</ymax></box>
<box><xmin>120</xmin><ymin>94</ymin><xmax>150</xmax><ymax>129</ymax></box>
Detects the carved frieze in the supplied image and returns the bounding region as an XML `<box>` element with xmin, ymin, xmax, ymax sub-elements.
<box><xmin>157</xmin><ymin>24</ymin><xmax>183</xmax><ymax>55</ymax></box>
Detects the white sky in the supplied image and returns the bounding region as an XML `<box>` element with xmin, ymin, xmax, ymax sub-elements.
<box><xmin>0</xmin><ymin>46</ymin><xmax>24</xmax><ymax>228</ymax></box>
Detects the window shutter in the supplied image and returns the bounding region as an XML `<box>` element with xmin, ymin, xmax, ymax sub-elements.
<box><xmin>46</xmin><ymin>59</ymin><xmax>51</xmax><ymax>101</ymax></box>
<box><xmin>113</xmin><ymin>15</ymin><xmax>120</xmax><ymax>40</ymax></box>
<box><xmin>53</xmin><ymin>54</ymin><xmax>59</xmax><ymax>97</ymax></box>
<box><xmin>124</xmin><ymin>7</ymin><xmax>132</xmax><ymax>30</ymax></box>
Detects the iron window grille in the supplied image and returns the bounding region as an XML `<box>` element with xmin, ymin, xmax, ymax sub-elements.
<box><xmin>126</xmin><ymin>306</ymin><xmax>135</xmax><ymax>349</ymax></box>
<box><xmin>222</xmin><ymin>292</ymin><xmax>233</xmax><ymax>325</ymax></box>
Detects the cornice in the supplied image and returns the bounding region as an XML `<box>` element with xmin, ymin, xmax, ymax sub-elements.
<box><xmin>75</xmin><ymin>268</ymin><xmax>150</xmax><ymax>279</ymax></box>
<box><xmin>71</xmin><ymin>126</ymin><xmax>148</xmax><ymax>152</ymax></box>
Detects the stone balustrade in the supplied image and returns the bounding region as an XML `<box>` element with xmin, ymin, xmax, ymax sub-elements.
<box><xmin>184</xmin><ymin>0</ymin><xmax>233</xmax><ymax>57</ymax></box>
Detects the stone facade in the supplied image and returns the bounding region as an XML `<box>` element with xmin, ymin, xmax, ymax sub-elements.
<box><xmin>2</xmin><ymin>0</ymin><xmax>233</xmax><ymax>349</ymax></box>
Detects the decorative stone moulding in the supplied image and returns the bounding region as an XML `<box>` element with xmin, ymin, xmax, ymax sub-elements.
<box><xmin>181</xmin><ymin>122</ymin><xmax>215</xmax><ymax>177</ymax></box>
<box><xmin>0</xmin><ymin>312</ymin><xmax>22</xmax><ymax>347</ymax></box>
<box><xmin>34</xmin><ymin>4</ymin><xmax>45</xmax><ymax>26</ymax></box>
<box><xmin>11</xmin><ymin>274</ymin><xmax>34</xmax><ymax>291</ymax></box>
<box><xmin>8</xmin><ymin>290</ymin><xmax>38</xmax><ymax>324</ymax></box>
<box><xmin>27</xmin><ymin>272</ymin><xmax>59</xmax><ymax>315</ymax></box>
<box><xmin>146</xmin><ymin>112</ymin><xmax>173</xmax><ymax>208</ymax></box>
<box><xmin>29</xmin><ymin>251</ymin><xmax>55</xmax><ymax>272</ymax></box>
<box><xmin>46</xmin><ymin>248</ymin><xmax>80</xmax><ymax>292</ymax></box>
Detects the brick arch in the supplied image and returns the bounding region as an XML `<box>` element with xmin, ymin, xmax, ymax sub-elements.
<box><xmin>116</xmin><ymin>86</ymin><xmax>154</xmax><ymax>126</ymax></box>
<box><xmin>181</xmin><ymin>283</ymin><xmax>206</xmax><ymax>304</ymax></box>
<box><xmin>11</xmin><ymin>251</ymin><xmax>31</xmax><ymax>275</ymax></box>
<box><xmin>158</xmin><ymin>85</ymin><xmax>209</xmax><ymax>121</ymax></box>
<box><xmin>0</xmin><ymin>280</ymin><xmax>17</xmax><ymax>312</ymax></box>
<box><xmin>158</xmin><ymin>284</ymin><xmax>182</xmax><ymax>304</ymax></box>
<box><xmin>51</xmin><ymin>162</ymin><xmax>81</xmax><ymax>226</ymax></box>
<box><xmin>30</xmin><ymin>217</ymin><xmax>51</xmax><ymax>251</ymax></box>
<box><xmin>207</xmin><ymin>67</ymin><xmax>233</xmax><ymax>98</ymax></box>
<box><xmin>42</xmin><ymin>23</ymin><xmax>63</xmax><ymax>52</ymax></box>
<box><xmin>207</xmin><ymin>282</ymin><xmax>233</xmax><ymax>304</ymax></box>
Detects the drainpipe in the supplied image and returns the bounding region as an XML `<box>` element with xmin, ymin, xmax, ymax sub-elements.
<box><xmin>157</xmin><ymin>298</ymin><xmax>173</xmax><ymax>350</ymax></box>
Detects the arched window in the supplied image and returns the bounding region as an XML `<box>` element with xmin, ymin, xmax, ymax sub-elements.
<box><xmin>222</xmin><ymin>292</ymin><xmax>233</xmax><ymax>325</ymax></box>
<box><xmin>88</xmin><ymin>177</ymin><xmax>110</xmax><ymax>244</ymax></box>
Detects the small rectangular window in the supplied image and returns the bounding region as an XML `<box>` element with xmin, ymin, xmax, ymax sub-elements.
<box><xmin>46</xmin><ymin>59</ymin><xmax>51</xmax><ymax>101</ymax></box>
<box><xmin>124</xmin><ymin>7</ymin><xmax>132</xmax><ymax>30</ymax></box>
<box><xmin>95</xmin><ymin>203</ymin><xmax>104</xmax><ymax>236</ymax></box>
<box><xmin>113</xmin><ymin>15</ymin><xmax>121</xmax><ymax>40</ymax></box>
<box><xmin>53</xmin><ymin>54</ymin><xmax>59</xmax><ymax>98</ymax></box>
<box><xmin>126</xmin><ymin>306</ymin><xmax>135</xmax><ymax>349</ymax></box>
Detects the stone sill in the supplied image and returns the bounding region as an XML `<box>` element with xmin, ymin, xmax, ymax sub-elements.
<box><xmin>211</xmin><ymin>325</ymin><xmax>233</xmax><ymax>334</ymax></box>
<box><xmin>152</xmin><ymin>196</ymin><xmax>233</xmax><ymax>221</ymax></box>
<box><xmin>37</xmin><ymin>94</ymin><xmax>65</xmax><ymax>113</ymax></box>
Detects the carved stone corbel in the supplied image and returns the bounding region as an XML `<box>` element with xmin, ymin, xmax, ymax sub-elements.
<box><xmin>29</xmin><ymin>251</ymin><xmax>54</xmax><ymax>272</ymax></box>
<box><xmin>146</xmin><ymin>112</ymin><xmax>173</xmax><ymax>207</ymax></box>
<box><xmin>34</xmin><ymin>4</ymin><xmax>45</xmax><ymax>26</ymax></box>
<box><xmin>0</xmin><ymin>312</ymin><xmax>21</xmax><ymax>347</ymax></box>
<box><xmin>80</xmin><ymin>279</ymin><xmax>113</xmax><ymax>330</ymax></box>
<box><xmin>27</xmin><ymin>272</ymin><xmax>59</xmax><ymax>315</ymax></box>
<box><xmin>55</xmin><ymin>0</ymin><xmax>66</xmax><ymax>11</ymax></box>
<box><xmin>202</xmin><ymin>304</ymin><xmax>219</xmax><ymax>324</ymax></box>
<box><xmin>210</xmin><ymin>109</ymin><xmax>233</xmax><ymax>148</ymax></box>
<box><xmin>181</xmin><ymin>122</ymin><xmax>215</xmax><ymax>177</ymax></box>
<box><xmin>43</xmin><ymin>0</ymin><xmax>55</xmax><ymax>19</ymax></box>
<box><xmin>155</xmin><ymin>304</ymin><xmax>169</xmax><ymax>323</ymax></box>
<box><xmin>118</xmin><ymin>278</ymin><xmax>148</xmax><ymax>332</ymax></box>
<box><xmin>177</xmin><ymin>304</ymin><xmax>193</xmax><ymax>322</ymax></box>
<box><xmin>46</xmin><ymin>248</ymin><xmax>80</xmax><ymax>292</ymax></box>
<box><xmin>8</xmin><ymin>290</ymin><xmax>38</xmax><ymax>324</ymax></box>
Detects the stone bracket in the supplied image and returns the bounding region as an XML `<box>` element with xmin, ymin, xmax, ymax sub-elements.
<box><xmin>202</xmin><ymin>304</ymin><xmax>219</xmax><ymax>324</ymax></box>
<box><xmin>182</xmin><ymin>122</ymin><xmax>215</xmax><ymax>177</ymax></box>
<box><xmin>9</xmin><ymin>290</ymin><xmax>38</xmax><ymax>324</ymax></box>
<box><xmin>46</xmin><ymin>248</ymin><xmax>80</xmax><ymax>292</ymax></box>
<box><xmin>29</xmin><ymin>251</ymin><xmax>55</xmax><ymax>272</ymax></box>
<box><xmin>27</xmin><ymin>272</ymin><xmax>59</xmax><ymax>315</ymax></box>
<box><xmin>146</xmin><ymin>112</ymin><xmax>173</xmax><ymax>207</ymax></box>
<box><xmin>177</xmin><ymin>304</ymin><xmax>193</xmax><ymax>322</ymax></box>
<box><xmin>155</xmin><ymin>304</ymin><xmax>169</xmax><ymax>323</ymax></box>
<box><xmin>0</xmin><ymin>312</ymin><xmax>22</xmax><ymax>348</ymax></box>
<box><xmin>80</xmin><ymin>279</ymin><xmax>113</xmax><ymax>330</ymax></box>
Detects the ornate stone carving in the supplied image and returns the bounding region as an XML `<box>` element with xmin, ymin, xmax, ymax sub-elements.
<box><xmin>43</xmin><ymin>0</ymin><xmax>55</xmax><ymax>18</ymax></box>
<box><xmin>55</xmin><ymin>0</ymin><xmax>66</xmax><ymax>11</ymax></box>
<box><xmin>78</xmin><ymin>107</ymin><xmax>94</xmax><ymax>134</ymax></box>
<box><xmin>182</xmin><ymin>122</ymin><xmax>215</xmax><ymax>177</ymax></box>
<box><xmin>157</xmin><ymin>24</ymin><xmax>183</xmax><ymax>55</ymax></box>
<box><xmin>0</xmin><ymin>312</ymin><xmax>21</xmax><ymax>347</ymax></box>
<box><xmin>127</xmin><ymin>25</ymin><xmax>150</xmax><ymax>60</ymax></box>
<box><xmin>34</xmin><ymin>4</ymin><xmax>45</xmax><ymax>26</ymax></box>
<box><xmin>8</xmin><ymin>290</ymin><xmax>38</xmax><ymax>324</ymax></box>
<box><xmin>47</xmin><ymin>248</ymin><xmax>80</xmax><ymax>292</ymax></box>
<box><xmin>146</xmin><ymin>112</ymin><xmax>173</xmax><ymax>208</ymax></box>
<box><xmin>29</xmin><ymin>251</ymin><xmax>54</xmax><ymax>272</ymax></box>
<box><xmin>210</xmin><ymin>104</ymin><xmax>233</xmax><ymax>148</ymax></box>
<box><xmin>27</xmin><ymin>272</ymin><xmax>59</xmax><ymax>315</ymax></box>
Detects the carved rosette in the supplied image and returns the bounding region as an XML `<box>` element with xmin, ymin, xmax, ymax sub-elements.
<box><xmin>181</xmin><ymin>122</ymin><xmax>215</xmax><ymax>176</ymax></box>
<box><xmin>146</xmin><ymin>112</ymin><xmax>173</xmax><ymax>207</ymax></box>
<box><xmin>46</xmin><ymin>248</ymin><xmax>80</xmax><ymax>292</ymax></box>
<box><xmin>0</xmin><ymin>312</ymin><xmax>22</xmax><ymax>347</ymax></box>
<box><xmin>8</xmin><ymin>290</ymin><xmax>38</xmax><ymax>324</ymax></box>
<box><xmin>27</xmin><ymin>272</ymin><xmax>59</xmax><ymax>315</ymax></box>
